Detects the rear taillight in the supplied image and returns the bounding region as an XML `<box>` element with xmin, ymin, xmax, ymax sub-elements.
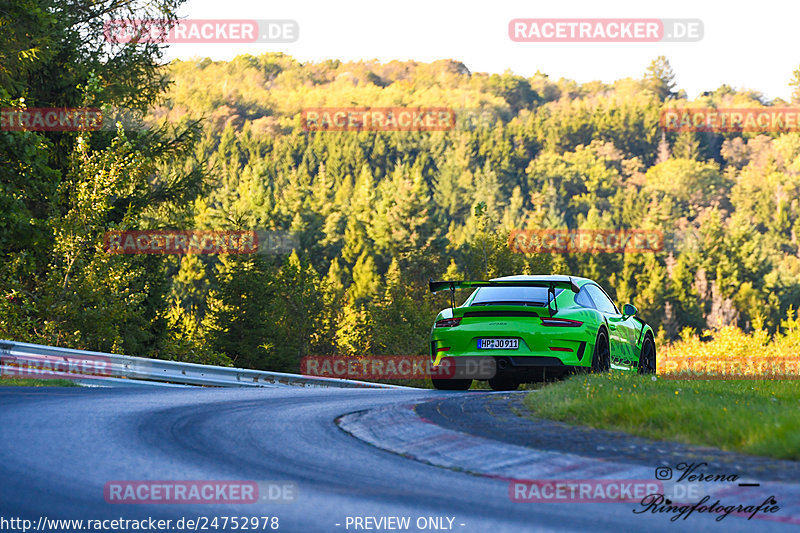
<box><xmin>435</xmin><ymin>317</ymin><xmax>462</xmax><ymax>328</ymax></box>
<box><xmin>540</xmin><ymin>317</ymin><xmax>583</xmax><ymax>327</ymax></box>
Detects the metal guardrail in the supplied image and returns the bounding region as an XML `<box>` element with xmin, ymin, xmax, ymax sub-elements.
<box><xmin>0</xmin><ymin>340</ymin><xmax>405</xmax><ymax>389</ymax></box>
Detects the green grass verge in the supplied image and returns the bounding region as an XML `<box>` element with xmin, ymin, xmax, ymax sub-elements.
<box><xmin>523</xmin><ymin>372</ymin><xmax>800</xmax><ymax>461</ymax></box>
<box><xmin>0</xmin><ymin>378</ymin><xmax>78</xmax><ymax>387</ymax></box>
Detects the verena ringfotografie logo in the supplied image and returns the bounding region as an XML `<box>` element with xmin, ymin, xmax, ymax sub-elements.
<box><xmin>509</xmin><ymin>19</ymin><xmax>703</xmax><ymax>42</ymax></box>
<box><xmin>509</xmin><ymin>229</ymin><xmax>664</xmax><ymax>254</ymax></box>
<box><xmin>103</xmin><ymin>230</ymin><xmax>298</xmax><ymax>255</ymax></box>
<box><xmin>301</xmin><ymin>108</ymin><xmax>455</xmax><ymax>132</ymax></box>
<box><xmin>104</xmin><ymin>19</ymin><xmax>298</xmax><ymax>44</ymax></box>
<box><xmin>104</xmin><ymin>481</ymin><xmax>298</xmax><ymax>504</ymax></box>
<box><xmin>639</xmin><ymin>463</ymin><xmax>780</xmax><ymax>523</ymax></box>
<box><xmin>0</xmin><ymin>353</ymin><xmax>111</xmax><ymax>380</ymax></box>
<box><xmin>661</xmin><ymin>108</ymin><xmax>800</xmax><ymax>132</ymax></box>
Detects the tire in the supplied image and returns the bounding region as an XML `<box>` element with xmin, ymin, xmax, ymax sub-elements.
<box><xmin>488</xmin><ymin>377</ymin><xmax>519</xmax><ymax>391</ymax></box>
<box><xmin>638</xmin><ymin>334</ymin><xmax>656</xmax><ymax>374</ymax></box>
<box><xmin>431</xmin><ymin>378</ymin><xmax>472</xmax><ymax>390</ymax></box>
<box><xmin>590</xmin><ymin>329</ymin><xmax>610</xmax><ymax>373</ymax></box>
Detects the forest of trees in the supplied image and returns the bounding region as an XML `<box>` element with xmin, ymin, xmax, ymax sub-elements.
<box><xmin>3</xmin><ymin>0</ymin><xmax>800</xmax><ymax>373</ymax></box>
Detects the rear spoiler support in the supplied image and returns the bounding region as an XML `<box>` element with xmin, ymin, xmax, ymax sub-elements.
<box><xmin>428</xmin><ymin>278</ymin><xmax>580</xmax><ymax>315</ymax></box>
<box><xmin>446</xmin><ymin>281</ymin><xmax>456</xmax><ymax>310</ymax></box>
<box><xmin>547</xmin><ymin>283</ymin><xmax>558</xmax><ymax>316</ymax></box>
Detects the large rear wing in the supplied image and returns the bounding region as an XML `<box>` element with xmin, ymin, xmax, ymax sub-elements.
<box><xmin>428</xmin><ymin>278</ymin><xmax>580</xmax><ymax>316</ymax></box>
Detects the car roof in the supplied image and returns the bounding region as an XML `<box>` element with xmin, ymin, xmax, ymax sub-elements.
<box><xmin>490</xmin><ymin>274</ymin><xmax>593</xmax><ymax>287</ymax></box>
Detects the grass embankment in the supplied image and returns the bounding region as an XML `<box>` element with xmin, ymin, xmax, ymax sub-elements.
<box><xmin>525</xmin><ymin>316</ymin><xmax>800</xmax><ymax>460</ymax></box>
<box><xmin>0</xmin><ymin>378</ymin><xmax>78</xmax><ymax>387</ymax></box>
<box><xmin>524</xmin><ymin>373</ymin><xmax>800</xmax><ymax>460</ymax></box>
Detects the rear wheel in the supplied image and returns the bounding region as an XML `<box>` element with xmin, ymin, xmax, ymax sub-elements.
<box><xmin>432</xmin><ymin>378</ymin><xmax>472</xmax><ymax>390</ymax></box>
<box><xmin>638</xmin><ymin>335</ymin><xmax>656</xmax><ymax>374</ymax></box>
<box><xmin>590</xmin><ymin>329</ymin><xmax>610</xmax><ymax>373</ymax></box>
<box><xmin>488</xmin><ymin>377</ymin><xmax>519</xmax><ymax>391</ymax></box>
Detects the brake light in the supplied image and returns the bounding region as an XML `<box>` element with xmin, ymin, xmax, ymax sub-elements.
<box><xmin>435</xmin><ymin>317</ymin><xmax>462</xmax><ymax>328</ymax></box>
<box><xmin>540</xmin><ymin>317</ymin><xmax>583</xmax><ymax>327</ymax></box>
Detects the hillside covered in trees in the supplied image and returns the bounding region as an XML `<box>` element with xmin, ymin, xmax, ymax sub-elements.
<box><xmin>3</xmin><ymin>1</ymin><xmax>800</xmax><ymax>372</ymax></box>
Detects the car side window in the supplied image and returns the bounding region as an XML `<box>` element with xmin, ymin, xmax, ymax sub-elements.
<box><xmin>574</xmin><ymin>287</ymin><xmax>595</xmax><ymax>309</ymax></box>
<box><xmin>585</xmin><ymin>284</ymin><xmax>618</xmax><ymax>315</ymax></box>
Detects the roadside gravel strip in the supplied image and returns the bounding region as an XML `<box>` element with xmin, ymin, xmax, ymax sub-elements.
<box><xmin>336</xmin><ymin>392</ymin><xmax>800</xmax><ymax>527</ymax></box>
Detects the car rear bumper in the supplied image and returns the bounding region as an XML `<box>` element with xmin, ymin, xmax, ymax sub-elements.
<box><xmin>431</xmin><ymin>340</ymin><xmax>589</xmax><ymax>366</ymax></box>
<box><xmin>430</xmin><ymin>354</ymin><xmax>590</xmax><ymax>381</ymax></box>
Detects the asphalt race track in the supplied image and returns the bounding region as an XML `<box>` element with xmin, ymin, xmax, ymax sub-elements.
<box><xmin>0</xmin><ymin>386</ymin><xmax>797</xmax><ymax>532</ymax></box>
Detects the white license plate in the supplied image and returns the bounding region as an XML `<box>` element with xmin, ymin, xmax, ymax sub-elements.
<box><xmin>477</xmin><ymin>338</ymin><xmax>519</xmax><ymax>350</ymax></box>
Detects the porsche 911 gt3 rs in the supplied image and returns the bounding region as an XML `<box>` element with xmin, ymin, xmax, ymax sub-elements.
<box><xmin>428</xmin><ymin>275</ymin><xmax>656</xmax><ymax>391</ymax></box>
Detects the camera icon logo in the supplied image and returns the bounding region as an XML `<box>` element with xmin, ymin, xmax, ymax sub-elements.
<box><xmin>655</xmin><ymin>467</ymin><xmax>673</xmax><ymax>480</ymax></box>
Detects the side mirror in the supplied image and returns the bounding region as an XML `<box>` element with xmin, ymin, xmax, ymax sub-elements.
<box><xmin>622</xmin><ymin>303</ymin><xmax>638</xmax><ymax>317</ymax></box>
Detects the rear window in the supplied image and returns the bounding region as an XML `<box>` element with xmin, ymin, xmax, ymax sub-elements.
<box><xmin>470</xmin><ymin>286</ymin><xmax>563</xmax><ymax>306</ymax></box>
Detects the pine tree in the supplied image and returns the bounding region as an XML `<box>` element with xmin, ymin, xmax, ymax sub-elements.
<box><xmin>643</xmin><ymin>56</ymin><xmax>677</xmax><ymax>101</ymax></box>
<box><xmin>349</xmin><ymin>251</ymin><xmax>380</xmax><ymax>305</ymax></box>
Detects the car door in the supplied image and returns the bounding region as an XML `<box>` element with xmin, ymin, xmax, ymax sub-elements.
<box><xmin>584</xmin><ymin>284</ymin><xmax>627</xmax><ymax>366</ymax></box>
<box><xmin>618</xmin><ymin>311</ymin><xmax>643</xmax><ymax>368</ymax></box>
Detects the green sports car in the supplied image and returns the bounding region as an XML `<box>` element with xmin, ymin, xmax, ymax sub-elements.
<box><xmin>428</xmin><ymin>275</ymin><xmax>656</xmax><ymax>391</ymax></box>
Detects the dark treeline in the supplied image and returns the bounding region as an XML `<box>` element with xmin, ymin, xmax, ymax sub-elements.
<box><xmin>3</xmin><ymin>1</ymin><xmax>800</xmax><ymax>372</ymax></box>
